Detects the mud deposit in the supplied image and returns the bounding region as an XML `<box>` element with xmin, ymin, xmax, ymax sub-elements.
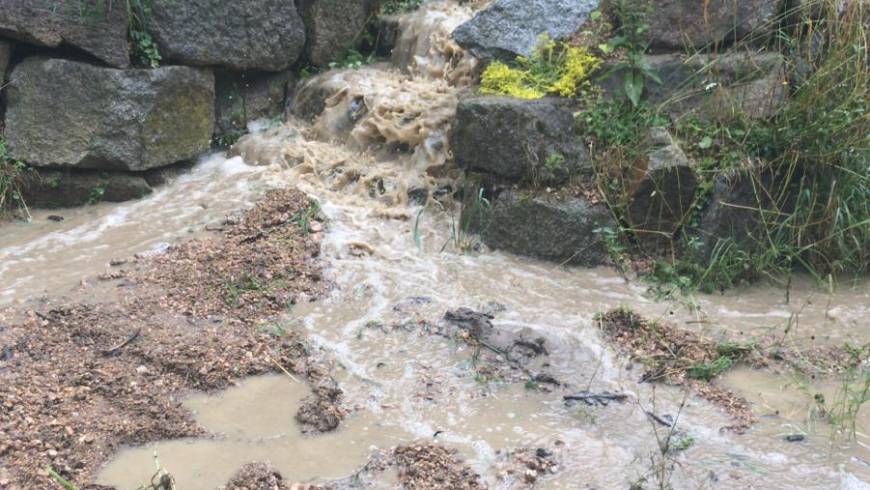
<box><xmin>0</xmin><ymin>2</ymin><xmax>867</xmax><ymax>490</ymax></box>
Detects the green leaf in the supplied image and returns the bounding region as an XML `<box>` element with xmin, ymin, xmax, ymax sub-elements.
<box><xmin>624</xmin><ymin>70</ymin><xmax>644</xmax><ymax>107</ymax></box>
<box><xmin>698</xmin><ymin>136</ymin><xmax>714</xmax><ymax>149</ymax></box>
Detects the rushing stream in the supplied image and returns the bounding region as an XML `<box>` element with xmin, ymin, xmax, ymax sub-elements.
<box><xmin>1</xmin><ymin>2</ymin><xmax>867</xmax><ymax>489</ymax></box>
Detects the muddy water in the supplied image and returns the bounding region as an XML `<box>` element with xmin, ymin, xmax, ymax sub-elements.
<box><xmin>0</xmin><ymin>154</ymin><xmax>273</xmax><ymax>306</ymax></box>
<box><xmin>2</xmin><ymin>1</ymin><xmax>868</xmax><ymax>489</ymax></box>
<box><xmin>98</xmin><ymin>376</ymin><xmax>408</xmax><ymax>489</ymax></box>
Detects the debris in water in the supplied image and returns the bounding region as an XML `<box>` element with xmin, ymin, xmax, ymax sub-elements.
<box><xmin>598</xmin><ymin>308</ymin><xmax>755</xmax><ymax>431</ymax></box>
<box><xmin>563</xmin><ymin>391</ymin><xmax>628</xmax><ymax>406</ymax></box>
<box><xmin>224</xmin><ymin>462</ymin><xmax>292</xmax><ymax>490</ymax></box>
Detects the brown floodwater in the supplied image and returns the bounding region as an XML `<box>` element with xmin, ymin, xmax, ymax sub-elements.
<box><xmin>2</xmin><ymin>1</ymin><xmax>867</xmax><ymax>489</ymax></box>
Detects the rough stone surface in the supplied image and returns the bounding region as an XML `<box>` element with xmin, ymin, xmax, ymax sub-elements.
<box><xmin>215</xmin><ymin>69</ymin><xmax>294</xmax><ymax>137</ymax></box>
<box><xmin>480</xmin><ymin>191</ymin><xmax>615</xmax><ymax>266</ymax></box>
<box><xmin>696</xmin><ymin>166</ymin><xmax>795</xmax><ymax>258</ymax></box>
<box><xmin>6</xmin><ymin>58</ymin><xmax>215</xmax><ymax>172</ymax></box>
<box><xmin>0</xmin><ymin>40</ymin><xmax>10</xmax><ymax>83</ymax></box>
<box><xmin>453</xmin><ymin>0</ymin><xmax>599</xmax><ymax>62</ymax></box>
<box><xmin>626</xmin><ymin>128</ymin><xmax>697</xmax><ymax>241</ymax></box>
<box><xmin>147</xmin><ymin>0</ymin><xmax>306</xmax><ymax>72</ymax></box>
<box><xmin>599</xmin><ymin>52</ymin><xmax>787</xmax><ymax>119</ymax></box>
<box><xmin>0</xmin><ymin>0</ymin><xmax>129</xmax><ymax>67</ymax></box>
<box><xmin>643</xmin><ymin>0</ymin><xmax>779</xmax><ymax>51</ymax></box>
<box><xmin>451</xmin><ymin>96</ymin><xmax>591</xmax><ymax>185</ymax></box>
<box><xmin>290</xmin><ymin>70</ymin><xmax>347</xmax><ymax>121</ymax></box>
<box><xmin>298</xmin><ymin>0</ymin><xmax>378</xmax><ymax>67</ymax></box>
<box><xmin>20</xmin><ymin>169</ymin><xmax>153</xmax><ymax>208</ymax></box>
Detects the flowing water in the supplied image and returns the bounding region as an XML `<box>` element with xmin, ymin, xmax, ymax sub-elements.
<box><xmin>2</xmin><ymin>2</ymin><xmax>867</xmax><ymax>489</ymax></box>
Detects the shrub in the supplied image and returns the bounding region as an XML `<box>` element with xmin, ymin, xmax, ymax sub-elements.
<box><xmin>480</xmin><ymin>35</ymin><xmax>601</xmax><ymax>99</ymax></box>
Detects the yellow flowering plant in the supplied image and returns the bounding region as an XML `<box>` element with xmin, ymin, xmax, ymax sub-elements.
<box><xmin>480</xmin><ymin>34</ymin><xmax>601</xmax><ymax>100</ymax></box>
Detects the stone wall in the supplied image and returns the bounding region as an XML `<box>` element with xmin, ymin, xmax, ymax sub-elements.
<box><xmin>0</xmin><ymin>0</ymin><xmax>375</xmax><ymax>208</ymax></box>
<box><xmin>450</xmin><ymin>0</ymin><xmax>792</xmax><ymax>265</ymax></box>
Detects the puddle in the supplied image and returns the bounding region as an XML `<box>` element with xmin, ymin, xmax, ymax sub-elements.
<box><xmin>97</xmin><ymin>375</ymin><xmax>408</xmax><ymax>489</ymax></box>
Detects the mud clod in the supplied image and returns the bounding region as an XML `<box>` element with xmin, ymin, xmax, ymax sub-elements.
<box><xmin>295</xmin><ymin>386</ymin><xmax>346</xmax><ymax>434</ymax></box>
<box><xmin>393</xmin><ymin>444</ymin><xmax>483</xmax><ymax>489</ymax></box>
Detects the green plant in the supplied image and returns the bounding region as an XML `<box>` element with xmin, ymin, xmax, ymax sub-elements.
<box><xmin>669</xmin><ymin>433</ymin><xmax>695</xmax><ymax>452</ymax></box>
<box><xmin>380</xmin><ymin>0</ymin><xmax>424</xmax><ymax>15</ymax></box>
<box><xmin>481</xmin><ymin>34</ymin><xmax>601</xmax><ymax>99</ymax></box>
<box><xmin>48</xmin><ymin>468</ymin><xmax>79</xmax><ymax>490</ymax></box>
<box><xmin>686</xmin><ymin>356</ymin><xmax>733</xmax><ymax>381</ymax></box>
<box><xmin>214</xmin><ymin>130</ymin><xmax>245</xmax><ymax>149</ymax></box>
<box><xmin>0</xmin><ymin>137</ymin><xmax>32</xmax><ymax>216</ymax></box>
<box><xmin>123</xmin><ymin>0</ymin><xmax>162</xmax><ymax>68</ymax></box>
<box><xmin>292</xmin><ymin>198</ymin><xmax>321</xmax><ymax>235</ymax></box>
<box><xmin>450</xmin><ymin>184</ymin><xmax>491</xmax><ymax>252</ymax></box>
<box><xmin>88</xmin><ymin>180</ymin><xmax>108</xmax><ymax>204</ymax></box>
<box><xmin>598</xmin><ymin>0</ymin><xmax>660</xmax><ymax>106</ymax></box>
<box><xmin>131</xmin><ymin>29</ymin><xmax>161</xmax><ymax>68</ymax></box>
<box><xmin>328</xmin><ymin>48</ymin><xmax>376</xmax><ymax>70</ymax></box>
<box><xmin>823</xmin><ymin>346</ymin><xmax>869</xmax><ymax>439</ymax></box>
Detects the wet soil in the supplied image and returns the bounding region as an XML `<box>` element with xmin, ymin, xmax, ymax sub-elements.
<box><xmin>0</xmin><ymin>189</ymin><xmax>334</xmax><ymax>489</ymax></box>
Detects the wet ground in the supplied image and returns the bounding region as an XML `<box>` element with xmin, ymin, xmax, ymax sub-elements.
<box><xmin>1</xmin><ymin>2</ymin><xmax>867</xmax><ymax>489</ymax></box>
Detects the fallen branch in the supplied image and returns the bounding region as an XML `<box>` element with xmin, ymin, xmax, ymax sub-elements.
<box><xmin>102</xmin><ymin>329</ymin><xmax>141</xmax><ymax>356</ymax></box>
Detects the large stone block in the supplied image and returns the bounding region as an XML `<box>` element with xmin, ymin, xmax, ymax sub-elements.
<box><xmin>214</xmin><ymin>69</ymin><xmax>294</xmax><ymax>137</ymax></box>
<box><xmin>6</xmin><ymin>58</ymin><xmax>214</xmax><ymax>171</ymax></box>
<box><xmin>453</xmin><ymin>0</ymin><xmax>599</xmax><ymax>62</ymax></box>
<box><xmin>147</xmin><ymin>0</ymin><xmax>306</xmax><ymax>71</ymax></box>
<box><xmin>298</xmin><ymin>0</ymin><xmax>378</xmax><ymax>67</ymax></box>
<box><xmin>479</xmin><ymin>191</ymin><xmax>616</xmax><ymax>266</ymax></box>
<box><xmin>451</xmin><ymin>96</ymin><xmax>591</xmax><ymax>186</ymax></box>
<box><xmin>643</xmin><ymin>0</ymin><xmax>779</xmax><ymax>51</ymax></box>
<box><xmin>0</xmin><ymin>0</ymin><xmax>129</xmax><ymax>67</ymax></box>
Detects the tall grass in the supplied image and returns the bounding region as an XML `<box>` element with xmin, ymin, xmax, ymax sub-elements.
<box><xmin>761</xmin><ymin>0</ymin><xmax>869</xmax><ymax>276</ymax></box>
<box><xmin>585</xmin><ymin>0</ymin><xmax>868</xmax><ymax>293</ymax></box>
<box><xmin>0</xmin><ymin>137</ymin><xmax>31</xmax><ymax>217</ymax></box>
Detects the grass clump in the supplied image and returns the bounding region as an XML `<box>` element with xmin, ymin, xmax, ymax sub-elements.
<box><xmin>577</xmin><ymin>0</ymin><xmax>868</xmax><ymax>295</ymax></box>
<box><xmin>0</xmin><ymin>137</ymin><xmax>32</xmax><ymax>216</ymax></box>
<box><xmin>481</xmin><ymin>35</ymin><xmax>601</xmax><ymax>99</ymax></box>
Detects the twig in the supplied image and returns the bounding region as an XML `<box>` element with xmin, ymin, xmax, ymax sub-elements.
<box><xmin>102</xmin><ymin>329</ymin><xmax>141</xmax><ymax>356</ymax></box>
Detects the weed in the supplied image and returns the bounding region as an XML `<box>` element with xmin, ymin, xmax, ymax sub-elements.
<box><xmin>131</xmin><ymin>29</ymin><xmax>161</xmax><ymax>68</ymax></box>
<box><xmin>598</xmin><ymin>0</ymin><xmax>660</xmax><ymax>106</ymax></box>
<box><xmin>328</xmin><ymin>48</ymin><xmax>376</xmax><ymax>70</ymax></box>
<box><xmin>224</xmin><ymin>275</ymin><xmax>262</xmax><ymax>307</ymax></box>
<box><xmin>48</xmin><ymin>468</ymin><xmax>78</xmax><ymax>490</ymax></box>
<box><xmin>380</xmin><ymin>0</ymin><xmax>424</xmax><ymax>15</ymax></box>
<box><xmin>120</xmin><ymin>0</ymin><xmax>162</xmax><ymax>68</ymax></box>
<box><xmin>669</xmin><ymin>433</ymin><xmax>695</xmax><ymax>452</ymax></box>
<box><xmin>594</xmin><ymin>225</ymin><xmax>630</xmax><ymax>275</ymax></box>
<box><xmin>821</xmin><ymin>346</ymin><xmax>870</xmax><ymax>439</ymax></box>
<box><xmin>448</xmin><ymin>183</ymin><xmax>491</xmax><ymax>252</ymax></box>
<box><xmin>579</xmin><ymin>0</ymin><xmax>868</xmax><ymax>293</ymax></box>
<box><xmin>481</xmin><ymin>34</ymin><xmax>601</xmax><ymax>99</ymax></box>
<box><xmin>88</xmin><ymin>180</ymin><xmax>108</xmax><ymax>204</ymax></box>
<box><xmin>639</xmin><ymin>389</ymin><xmax>690</xmax><ymax>490</ymax></box>
<box><xmin>686</xmin><ymin>356</ymin><xmax>733</xmax><ymax>381</ymax></box>
<box><xmin>0</xmin><ymin>137</ymin><xmax>32</xmax><ymax>217</ymax></box>
<box><xmin>292</xmin><ymin>198</ymin><xmax>321</xmax><ymax>235</ymax></box>
<box><xmin>213</xmin><ymin>129</ymin><xmax>245</xmax><ymax>149</ymax></box>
